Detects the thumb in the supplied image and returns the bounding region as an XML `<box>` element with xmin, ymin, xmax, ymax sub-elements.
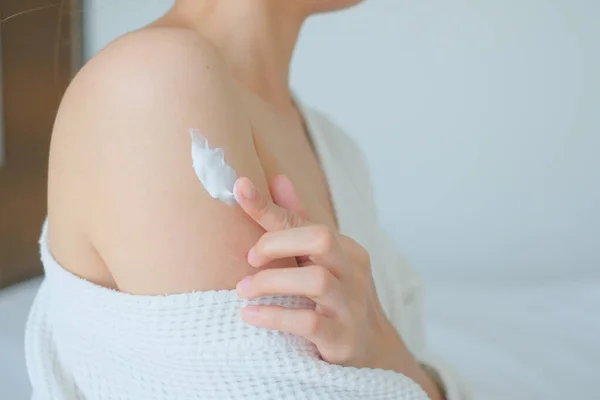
<box><xmin>270</xmin><ymin>175</ymin><xmax>307</xmax><ymax>218</ymax></box>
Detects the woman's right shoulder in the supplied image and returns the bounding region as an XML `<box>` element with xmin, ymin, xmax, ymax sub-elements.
<box><xmin>53</xmin><ymin>26</ymin><xmax>245</xmax><ymax>150</ymax></box>
<box><xmin>81</xmin><ymin>25</ymin><xmax>224</xmax><ymax>76</ymax></box>
<box><xmin>48</xmin><ymin>27</ymin><xmax>272</xmax><ymax>295</ymax></box>
<box><xmin>49</xmin><ymin>24</ymin><xmax>249</xmax><ymax>223</ymax></box>
<box><xmin>50</xmin><ymin>25</ymin><xmax>250</xmax><ymax>185</ymax></box>
<box><xmin>58</xmin><ymin>26</ymin><xmax>236</xmax><ymax>125</ymax></box>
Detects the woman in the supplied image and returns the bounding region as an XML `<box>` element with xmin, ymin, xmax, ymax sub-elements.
<box><xmin>26</xmin><ymin>0</ymin><xmax>470</xmax><ymax>398</ymax></box>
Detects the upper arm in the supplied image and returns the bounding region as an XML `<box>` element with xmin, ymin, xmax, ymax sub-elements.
<box><xmin>51</xmin><ymin>28</ymin><xmax>286</xmax><ymax>294</ymax></box>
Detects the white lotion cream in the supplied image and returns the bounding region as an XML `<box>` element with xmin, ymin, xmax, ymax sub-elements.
<box><xmin>190</xmin><ymin>129</ymin><xmax>239</xmax><ymax>205</ymax></box>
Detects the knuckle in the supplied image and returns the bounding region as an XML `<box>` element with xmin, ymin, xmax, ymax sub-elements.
<box><xmin>313</xmin><ymin>225</ymin><xmax>334</xmax><ymax>255</ymax></box>
<box><xmin>280</xmin><ymin>212</ymin><xmax>292</xmax><ymax>230</ymax></box>
<box><xmin>290</xmin><ymin>212</ymin><xmax>305</xmax><ymax>228</ymax></box>
<box><xmin>282</xmin><ymin>211</ymin><xmax>303</xmax><ymax>230</ymax></box>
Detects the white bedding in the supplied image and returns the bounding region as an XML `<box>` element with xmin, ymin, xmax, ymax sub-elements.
<box><xmin>1</xmin><ymin>277</ymin><xmax>598</xmax><ymax>400</ymax></box>
<box><xmin>425</xmin><ymin>279</ymin><xmax>600</xmax><ymax>400</ymax></box>
<box><xmin>0</xmin><ymin>278</ymin><xmax>41</xmax><ymax>400</ymax></box>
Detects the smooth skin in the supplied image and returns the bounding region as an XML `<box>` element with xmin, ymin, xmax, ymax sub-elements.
<box><xmin>47</xmin><ymin>0</ymin><xmax>443</xmax><ymax>398</ymax></box>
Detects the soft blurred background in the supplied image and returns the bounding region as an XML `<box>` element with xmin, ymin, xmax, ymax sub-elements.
<box><xmin>1</xmin><ymin>0</ymin><xmax>599</xmax><ymax>399</ymax></box>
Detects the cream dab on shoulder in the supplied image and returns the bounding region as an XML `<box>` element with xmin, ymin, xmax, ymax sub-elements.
<box><xmin>190</xmin><ymin>129</ymin><xmax>238</xmax><ymax>205</ymax></box>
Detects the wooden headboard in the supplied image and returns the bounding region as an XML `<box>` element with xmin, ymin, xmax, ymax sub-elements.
<box><xmin>0</xmin><ymin>0</ymin><xmax>82</xmax><ymax>289</ymax></box>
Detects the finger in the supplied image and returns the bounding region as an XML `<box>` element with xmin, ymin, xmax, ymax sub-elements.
<box><xmin>248</xmin><ymin>225</ymin><xmax>343</xmax><ymax>271</ymax></box>
<box><xmin>270</xmin><ymin>175</ymin><xmax>307</xmax><ymax>219</ymax></box>
<box><xmin>236</xmin><ymin>265</ymin><xmax>342</xmax><ymax>309</ymax></box>
<box><xmin>241</xmin><ymin>305</ymin><xmax>335</xmax><ymax>344</ymax></box>
<box><xmin>269</xmin><ymin>175</ymin><xmax>311</xmax><ymax>265</ymax></box>
<box><xmin>234</xmin><ymin>176</ymin><xmax>306</xmax><ymax>231</ymax></box>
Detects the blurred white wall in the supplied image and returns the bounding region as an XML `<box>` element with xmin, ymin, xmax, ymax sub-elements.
<box><xmin>84</xmin><ymin>0</ymin><xmax>600</xmax><ymax>284</ymax></box>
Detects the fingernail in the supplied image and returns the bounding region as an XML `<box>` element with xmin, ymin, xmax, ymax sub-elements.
<box><xmin>237</xmin><ymin>276</ymin><xmax>252</xmax><ymax>294</ymax></box>
<box><xmin>247</xmin><ymin>247</ymin><xmax>259</xmax><ymax>266</ymax></box>
<box><xmin>242</xmin><ymin>306</ymin><xmax>260</xmax><ymax>318</ymax></box>
<box><xmin>237</xmin><ymin>179</ymin><xmax>256</xmax><ymax>201</ymax></box>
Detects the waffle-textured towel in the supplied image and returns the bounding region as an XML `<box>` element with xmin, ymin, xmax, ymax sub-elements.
<box><xmin>26</xmin><ymin>221</ymin><xmax>428</xmax><ymax>399</ymax></box>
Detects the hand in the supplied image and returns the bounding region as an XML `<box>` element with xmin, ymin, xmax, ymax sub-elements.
<box><xmin>232</xmin><ymin>175</ymin><xmax>416</xmax><ymax>374</ymax></box>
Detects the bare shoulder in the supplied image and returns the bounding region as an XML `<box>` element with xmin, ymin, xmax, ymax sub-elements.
<box><xmin>56</xmin><ymin>26</ymin><xmax>239</xmax><ymax>133</ymax></box>
<box><xmin>49</xmin><ymin>27</ymin><xmax>274</xmax><ymax>294</ymax></box>
<box><xmin>81</xmin><ymin>26</ymin><xmax>224</xmax><ymax>80</ymax></box>
<box><xmin>52</xmin><ymin>26</ymin><xmax>245</xmax><ymax>156</ymax></box>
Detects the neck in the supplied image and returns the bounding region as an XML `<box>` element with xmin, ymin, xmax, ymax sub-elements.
<box><xmin>170</xmin><ymin>0</ymin><xmax>306</xmax><ymax>109</ymax></box>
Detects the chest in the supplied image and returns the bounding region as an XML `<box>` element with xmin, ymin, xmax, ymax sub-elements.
<box><xmin>244</xmin><ymin>98</ymin><xmax>337</xmax><ymax>229</ymax></box>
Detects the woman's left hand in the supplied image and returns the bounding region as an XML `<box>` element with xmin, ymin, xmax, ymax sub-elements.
<box><xmin>233</xmin><ymin>175</ymin><xmax>417</xmax><ymax>374</ymax></box>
